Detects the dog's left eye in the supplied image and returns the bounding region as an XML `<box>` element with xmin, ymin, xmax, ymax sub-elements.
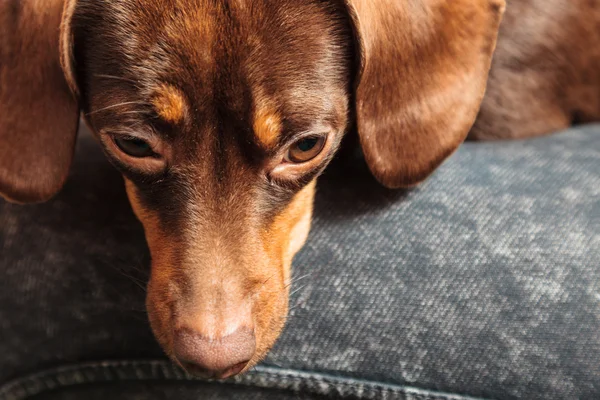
<box><xmin>285</xmin><ymin>135</ymin><xmax>326</xmax><ymax>163</ymax></box>
<box><xmin>113</xmin><ymin>136</ymin><xmax>155</xmax><ymax>158</ymax></box>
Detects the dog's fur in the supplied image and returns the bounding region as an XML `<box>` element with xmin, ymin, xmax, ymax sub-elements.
<box><xmin>470</xmin><ymin>0</ymin><xmax>600</xmax><ymax>140</ymax></box>
<box><xmin>1</xmin><ymin>0</ymin><xmax>598</xmax><ymax>378</ymax></box>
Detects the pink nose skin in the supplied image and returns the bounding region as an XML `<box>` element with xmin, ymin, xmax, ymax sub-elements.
<box><xmin>174</xmin><ymin>327</ymin><xmax>256</xmax><ymax>379</ymax></box>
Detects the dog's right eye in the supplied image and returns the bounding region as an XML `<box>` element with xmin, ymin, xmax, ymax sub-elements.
<box><xmin>285</xmin><ymin>136</ymin><xmax>326</xmax><ymax>164</ymax></box>
<box><xmin>113</xmin><ymin>136</ymin><xmax>155</xmax><ymax>158</ymax></box>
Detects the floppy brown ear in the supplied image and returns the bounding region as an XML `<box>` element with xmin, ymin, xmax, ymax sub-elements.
<box><xmin>0</xmin><ymin>0</ymin><xmax>79</xmax><ymax>203</ymax></box>
<box><xmin>344</xmin><ymin>0</ymin><xmax>505</xmax><ymax>188</ymax></box>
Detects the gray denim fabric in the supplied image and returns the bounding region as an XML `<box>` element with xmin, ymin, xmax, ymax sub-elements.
<box><xmin>30</xmin><ymin>381</ymin><xmax>329</xmax><ymax>400</ymax></box>
<box><xmin>0</xmin><ymin>124</ymin><xmax>598</xmax><ymax>400</ymax></box>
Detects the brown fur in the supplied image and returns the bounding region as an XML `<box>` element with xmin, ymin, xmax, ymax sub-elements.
<box><xmin>1</xmin><ymin>0</ymin><xmax>598</xmax><ymax>377</ymax></box>
<box><xmin>0</xmin><ymin>0</ymin><xmax>79</xmax><ymax>203</ymax></box>
<box><xmin>347</xmin><ymin>0</ymin><xmax>504</xmax><ymax>187</ymax></box>
<box><xmin>470</xmin><ymin>0</ymin><xmax>600</xmax><ymax>140</ymax></box>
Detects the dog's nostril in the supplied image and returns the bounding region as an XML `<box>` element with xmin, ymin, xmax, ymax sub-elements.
<box><xmin>174</xmin><ymin>326</ymin><xmax>256</xmax><ymax>379</ymax></box>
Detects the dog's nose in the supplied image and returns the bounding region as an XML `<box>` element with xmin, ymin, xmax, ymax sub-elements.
<box><xmin>174</xmin><ymin>326</ymin><xmax>256</xmax><ymax>379</ymax></box>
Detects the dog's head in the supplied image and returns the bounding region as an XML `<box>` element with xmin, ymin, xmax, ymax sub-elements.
<box><xmin>0</xmin><ymin>0</ymin><xmax>504</xmax><ymax>379</ymax></box>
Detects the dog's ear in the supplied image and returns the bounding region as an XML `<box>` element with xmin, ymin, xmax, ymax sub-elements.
<box><xmin>0</xmin><ymin>0</ymin><xmax>80</xmax><ymax>203</ymax></box>
<box><xmin>343</xmin><ymin>0</ymin><xmax>505</xmax><ymax>188</ymax></box>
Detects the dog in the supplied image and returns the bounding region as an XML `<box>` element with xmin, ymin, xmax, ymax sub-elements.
<box><xmin>1</xmin><ymin>0</ymin><xmax>598</xmax><ymax>380</ymax></box>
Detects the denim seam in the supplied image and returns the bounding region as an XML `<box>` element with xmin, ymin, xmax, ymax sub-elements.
<box><xmin>0</xmin><ymin>360</ymin><xmax>494</xmax><ymax>400</ymax></box>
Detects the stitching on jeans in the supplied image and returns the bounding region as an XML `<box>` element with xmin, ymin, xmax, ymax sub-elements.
<box><xmin>0</xmin><ymin>360</ymin><xmax>494</xmax><ymax>400</ymax></box>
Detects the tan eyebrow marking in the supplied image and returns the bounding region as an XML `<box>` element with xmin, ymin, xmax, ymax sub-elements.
<box><xmin>253</xmin><ymin>102</ymin><xmax>282</xmax><ymax>148</ymax></box>
<box><xmin>152</xmin><ymin>84</ymin><xmax>187</xmax><ymax>124</ymax></box>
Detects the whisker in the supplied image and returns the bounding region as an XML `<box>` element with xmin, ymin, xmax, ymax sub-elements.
<box><xmin>119</xmin><ymin>110</ymin><xmax>153</xmax><ymax>116</ymax></box>
<box><xmin>109</xmin><ymin>266</ymin><xmax>148</xmax><ymax>292</ymax></box>
<box><xmin>254</xmin><ymin>272</ymin><xmax>278</xmax><ymax>296</ymax></box>
<box><xmin>86</xmin><ymin>100</ymin><xmax>150</xmax><ymax>116</ymax></box>
<box><xmin>94</xmin><ymin>74</ymin><xmax>139</xmax><ymax>85</ymax></box>
<box><xmin>122</xmin><ymin>260</ymin><xmax>150</xmax><ymax>274</ymax></box>
<box><xmin>112</xmin><ymin>264</ymin><xmax>147</xmax><ymax>281</ymax></box>
<box><xmin>173</xmin><ymin>357</ymin><xmax>190</xmax><ymax>376</ymax></box>
<box><xmin>288</xmin><ymin>304</ymin><xmax>305</xmax><ymax>312</ymax></box>
<box><xmin>288</xmin><ymin>273</ymin><xmax>313</xmax><ymax>286</ymax></box>
<box><xmin>289</xmin><ymin>284</ymin><xmax>308</xmax><ymax>297</ymax></box>
<box><xmin>116</xmin><ymin>119</ymin><xmax>150</xmax><ymax>132</ymax></box>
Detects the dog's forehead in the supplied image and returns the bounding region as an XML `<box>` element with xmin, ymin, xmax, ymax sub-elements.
<box><xmin>77</xmin><ymin>0</ymin><xmax>350</xmax><ymax>142</ymax></box>
<box><xmin>158</xmin><ymin>0</ymin><xmax>348</xmax><ymax>122</ymax></box>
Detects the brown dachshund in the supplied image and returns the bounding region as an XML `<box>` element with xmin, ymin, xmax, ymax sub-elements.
<box><xmin>1</xmin><ymin>0</ymin><xmax>598</xmax><ymax>380</ymax></box>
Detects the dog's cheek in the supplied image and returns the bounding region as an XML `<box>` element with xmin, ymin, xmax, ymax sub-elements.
<box><xmin>261</xmin><ymin>180</ymin><xmax>316</xmax><ymax>280</ymax></box>
<box><xmin>124</xmin><ymin>179</ymin><xmax>179</xmax><ymax>262</ymax></box>
<box><xmin>252</xmin><ymin>180</ymin><xmax>317</xmax><ymax>362</ymax></box>
<box><xmin>146</xmin><ymin>279</ymin><xmax>175</xmax><ymax>356</ymax></box>
<box><xmin>248</xmin><ymin>274</ymin><xmax>288</xmax><ymax>367</ymax></box>
<box><xmin>125</xmin><ymin>179</ymin><xmax>180</xmax><ymax>351</ymax></box>
<box><xmin>124</xmin><ymin>179</ymin><xmax>146</xmax><ymax>223</ymax></box>
<box><xmin>285</xmin><ymin>192</ymin><xmax>314</xmax><ymax>265</ymax></box>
